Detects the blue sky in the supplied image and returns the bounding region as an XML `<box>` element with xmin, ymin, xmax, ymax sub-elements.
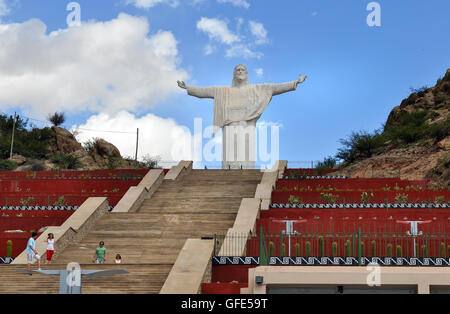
<box><xmin>0</xmin><ymin>0</ymin><xmax>449</xmax><ymax>166</ymax></box>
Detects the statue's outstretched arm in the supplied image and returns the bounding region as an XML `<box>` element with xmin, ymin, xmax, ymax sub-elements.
<box><xmin>271</xmin><ymin>74</ymin><xmax>307</xmax><ymax>96</ymax></box>
<box><xmin>178</xmin><ymin>80</ymin><xmax>215</xmax><ymax>99</ymax></box>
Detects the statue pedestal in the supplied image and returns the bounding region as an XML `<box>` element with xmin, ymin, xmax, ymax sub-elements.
<box><xmin>222</xmin><ymin>119</ymin><xmax>256</xmax><ymax>169</ymax></box>
<box><xmin>222</xmin><ymin>161</ymin><xmax>255</xmax><ymax>170</ymax></box>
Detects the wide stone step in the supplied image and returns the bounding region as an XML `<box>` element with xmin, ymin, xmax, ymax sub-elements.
<box><xmin>0</xmin><ymin>264</ymin><xmax>172</xmax><ymax>294</ymax></box>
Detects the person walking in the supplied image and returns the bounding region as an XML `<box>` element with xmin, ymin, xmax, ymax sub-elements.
<box><xmin>45</xmin><ymin>233</ymin><xmax>55</xmax><ymax>264</ymax></box>
<box><xmin>26</xmin><ymin>232</ymin><xmax>41</xmax><ymax>274</ymax></box>
<box><xmin>92</xmin><ymin>241</ymin><xmax>107</xmax><ymax>264</ymax></box>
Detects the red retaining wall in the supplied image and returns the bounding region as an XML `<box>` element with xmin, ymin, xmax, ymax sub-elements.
<box><xmin>0</xmin><ymin>215</ymin><xmax>72</xmax><ymax>232</ymax></box>
<box><xmin>0</xmin><ymin>232</ymin><xmax>36</xmax><ymax>257</ymax></box>
<box><xmin>276</xmin><ymin>178</ymin><xmax>430</xmax><ymax>190</ymax></box>
<box><xmin>0</xmin><ymin>196</ymin><xmax>125</xmax><ymax>206</ymax></box>
<box><xmin>0</xmin><ymin>169</ymin><xmax>150</xmax><ymax>180</ymax></box>
<box><xmin>0</xmin><ymin>179</ymin><xmax>142</xmax><ymax>194</ymax></box>
<box><xmin>211</xmin><ymin>265</ymin><xmax>255</xmax><ymax>284</ymax></box>
<box><xmin>202</xmin><ymin>282</ymin><xmax>247</xmax><ymax>294</ymax></box>
<box><xmin>271</xmin><ymin>191</ymin><xmax>450</xmax><ymax>204</ymax></box>
<box><xmin>284</xmin><ymin>168</ymin><xmax>336</xmax><ymax>176</ymax></box>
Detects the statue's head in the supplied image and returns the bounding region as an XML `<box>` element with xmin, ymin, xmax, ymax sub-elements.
<box><xmin>232</xmin><ymin>64</ymin><xmax>248</xmax><ymax>87</ymax></box>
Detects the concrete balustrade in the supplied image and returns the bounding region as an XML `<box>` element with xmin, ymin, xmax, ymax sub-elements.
<box><xmin>12</xmin><ymin>197</ymin><xmax>108</xmax><ymax>264</ymax></box>
<box><xmin>254</xmin><ymin>160</ymin><xmax>285</xmax><ymax>210</ymax></box>
<box><xmin>232</xmin><ymin>198</ymin><xmax>261</xmax><ymax>234</ymax></box>
<box><xmin>165</xmin><ymin>160</ymin><xmax>193</xmax><ymax>180</ymax></box>
<box><xmin>113</xmin><ymin>169</ymin><xmax>164</xmax><ymax>213</ymax></box>
<box><xmin>160</xmin><ymin>239</ymin><xmax>214</xmax><ymax>294</ymax></box>
<box><xmin>275</xmin><ymin>160</ymin><xmax>287</xmax><ymax>179</ymax></box>
<box><xmin>218</xmin><ymin>198</ymin><xmax>261</xmax><ymax>256</ymax></box>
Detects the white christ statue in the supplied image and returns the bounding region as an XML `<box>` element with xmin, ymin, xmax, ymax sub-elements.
<box><xmin>178</xmin><ymin>64</ymin><xmax>307</xmax><ymax>169</ymax></box>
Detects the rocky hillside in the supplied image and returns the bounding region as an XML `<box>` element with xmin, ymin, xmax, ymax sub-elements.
<box><xmin>331</xmin><ymin>69</ymin><xmax>449</xmax><ymax>188</ymax></box>
<box><xmin>10</xmin><ymin>126</ymin><xmax>141</xmax><ymax>171</ymax></box>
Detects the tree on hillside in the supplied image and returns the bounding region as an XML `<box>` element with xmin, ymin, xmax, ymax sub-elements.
<box><xmin>47</xmin><ymin>112</ymin><xmax>66</xmax><ymax>127</ymax></box>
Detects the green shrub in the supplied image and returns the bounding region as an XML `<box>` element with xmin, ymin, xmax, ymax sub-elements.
<box><xmin>320</xmin><ymin>192</ymin><xmax>339</xmax><ymax>204</ymax></box>
<box><xmin>387</xmin><ymin>244</ymin><xmax>393</xmax><ymax>257</ymax></box>
<box><xmin>28</xmin><ymin>159</ymin><xmax>46</xmax><ymax>171</ymax></box>
<box><xmin>409</xmin><ymin>85</ymin><xmax>429</xmax><ymax>95</ymax></box>
<box><xmin>142</xmin><ymin>154</ymin><xmax>161</xmax><ymax>168</ymax></box>
<box><xmin>332</xmin><ymin>242</ymin><xmax>338</xmax><ymax>257</ymax></box>
<box><xmin>345</xmin><ymin>240</ymin><xmax>352</xmax><ymax>257</ymax></box>
<box><xmin>395</xmin><ymin>193</ymin><xmax>408</xmax><ymax>204</ymax></box>
<box><xmin>305</xmin><ymin>241</ymin><xmax>311</xmax><ymax>257</ymax></box>
<box><xmin>20</xmin><ymin>197</ymin><xmax>34</xmax><ymax>206</ymax></box>
<box><xmin>0</xmin><ymin>159</ymin><xmax>18</xmax><ymax>171</ymax></box>
<box><xmin>384</xmin><ymin>110</ymin><xmax>449</xmax><ymax>144</ymax></box>
<box><xmin>47</xmin><ymin>112</ymin><xmax>65</xmax><ymax>127</ymax></box>
<box><xmin>107</xmin><ymin>156</ymin><xmax>122</xmax><ymax>169</ymax></box>
<box><xmin>361</xmin><ymin>190</ymin><xmax>374</xmax><ymax>204</ymax></box>
<box><xmin>315</xmin><ymin>156</ymin><xmax>336</xmax><ymax>175</ymax></box>
<box><xmin>51</xmin><ymin>154</ymin><xmax>82</xmax><ymax>170</ymax></box>
<box><xmin>54</xmin><ymin>196</ymin><xmax>68</xmax><ymax>206</ymax></box>
<box><xmin>441</xmin><ymin>242</ymin><xmax>446</xmax><ymax>258</ymax></box>
<box><xmin>6</xmin><ymin>240</ymin><xmax>12</xmax><ymax>258</ymax></box>
<box><xmin>396</xmin><ymin>245</ymin><xmax>402</xmax><ymax>258</ymax></box>
<box><xmin>269</xmin><ymin>241</ymin><xmax>275</xmax><ymax>257</ymax></box>
<box><xmin>295</xmin><ymin>243</ymin><xmax>300</xmax><ymax>257</ymax></box>
<box><xmin>336</xmin><ymin>129</ymin><xmax>385</xmax><ymax>163</ymax></box>
<box><xmin>0</xmin><ymin>115</ymin><xmax>53</xmax><ymax>159</ymax></box>
<box><xmin>371</xmin><ymin>241</ymin><xmax>376</xmax><ymax>257</ymax></box>
<box><xmin>384</xmin><ymin>110</ymin><xmax>429</xmax><ymax>143</ymax></box>
<box><xmin>427</xmin><ymin>117</ymin><xmax>450</xmax><ymax>142</ymax></box>
<box><xmin>435</xmin><ymin>196</ymin><xmax>445</xmax><ymax>204</ymax></box>
<box><xmin>288</xmin><ymin>195</ymin><xmax>302</xmax><ymax>204</ymax></box>
<box><xmin>83</xmin><ymin>138</ymin><xmax>98</xmax><ymax>153</ymax></box>
<box><xmin>422</xmin><ymin>245</ymin><xmax>428</xmax><ymax>258</ymax></box>
<box><xmin>281</xmin><ymin>243</ymin><xmax>286</xmax><ymax>257</ymax></box>
<box><xmin>318</xmin><ymin>236</ymin><xmax>324</xmax><ymax>257</ymax></box>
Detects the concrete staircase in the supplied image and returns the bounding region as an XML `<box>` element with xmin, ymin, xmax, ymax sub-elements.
<box><xmin>0</xmin><ymin>170</ymin><xmax>262</xmax><ymax>294</ymax></box>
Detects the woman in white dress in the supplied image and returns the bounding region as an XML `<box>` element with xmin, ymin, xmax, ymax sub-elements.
<box><xmin>45</xmin><ymin>233</ymin><xmax>55</xmax><ymax>264</ymax></box>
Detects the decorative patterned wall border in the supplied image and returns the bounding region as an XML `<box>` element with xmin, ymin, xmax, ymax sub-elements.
<box><xmin>212</xmin><ymin>256</ymin><xmax>450</xmax><ymax>266</ymax></box>
<box><xmin>0</xmin><ymin>257</ymin><xmax>15</xmax><ymax>264</ymax></box>
<box><xmin>282</xmin><ymin>175</ymin><xmax>348</xmax><ymax>180</ymax></box>
<box><xmin>270</xmin><ymin>203</ymin><xmax>450</xmax><ymax>209</ymax></box>
<box><xmin>0</xmin><ymin>206</ymin><xmax>115</xmax><ymax>211</ymax></box>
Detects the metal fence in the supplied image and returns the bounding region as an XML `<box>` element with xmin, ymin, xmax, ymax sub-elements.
<box><xmin>214</xmin><ymin>227</ymin><xmax>450</xmax><ymax>259</ymax></box>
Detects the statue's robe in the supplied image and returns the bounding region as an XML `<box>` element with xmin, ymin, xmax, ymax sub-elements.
<box><xmin>186</xmin><ymin>81</ymin><xmax>298</xmax><ymax>168</ymax></box>
<box><xmin>186</xmin><ymin>81</ymin><xmax>298</xmax><ymax>136</ymax></box>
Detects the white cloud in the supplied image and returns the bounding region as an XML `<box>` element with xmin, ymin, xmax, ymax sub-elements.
<box><xmin>0</xmin><ymin>0</ymin><xmax>10</xmax><ymax>20</ymax></box>
<box><xmin>196</xmin><ymin>17</ymin><xmax>240</xmax><ymax>45</ymax></box>
<box><xmin>217</xmin><ymin>0</ymin><xmax>250</xmax><ymax>9</ymax></box>
<box><xmin>255</xmin><ymin>68</ymin><xmax>263</xmax><ymax>77</ymax></box>
<box><xmin>197</xmin><ymin>17</ymin><xmax>267</xmax><ymax>59</ymax></box>
<box><xmin>74</xmin><ymin>111</ymin><xmax>193</xmax><ymax>163</ymax></box>
<box><xmin>225</xmin><ymin>44</ymin><xmax>263</xmax><ymax>59</ymax></box>
<box><xmin>125</xmin><ymin>0</ymin><xmax>179</xmax><ymax>9</ymax></box>
<box><xmin>249</xmin><ymin>21</ymin><xmax>268</xmax><ymax>45</ymax></box>
<box><xmin>0</xmin><ymin>13</ymin><xmax>188</xmax><ymax>118</ymax></box>
<box><xmin>126</xmin><ymin>0</ymin><xmax>250</xmax><ymax>9</ymax></box>
<box><xmin>204</xmin><ymin>44</ymin><xmax>216</xmax><ymax>55</ymax></box>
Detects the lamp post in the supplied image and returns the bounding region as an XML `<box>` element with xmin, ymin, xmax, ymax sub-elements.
<box><xmin>274</xmin><ymin>219</ymin><xmax>306</xmax><ymax>256</ymax></box>
<box><xmin>397</xmin><ymin>220</ymin><xmax>431</xmax><ymax>257</ymax></box>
